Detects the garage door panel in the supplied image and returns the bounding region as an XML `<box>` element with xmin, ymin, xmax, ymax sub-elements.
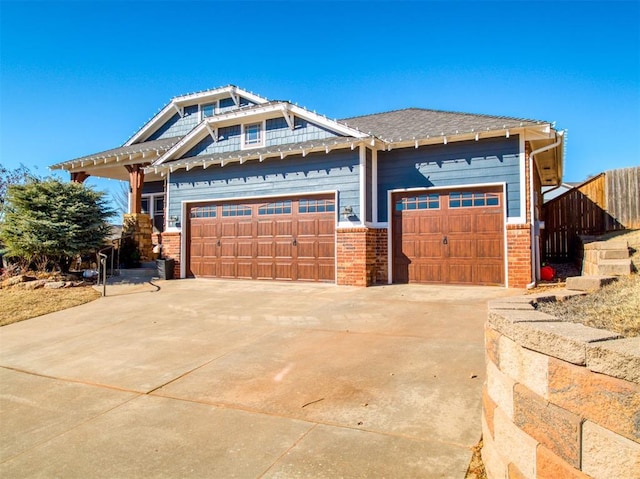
<box><xmin>296</xmin><ymin>263</ymin><xmax>316</xmax><ymax>281</ymax></box>
<box><xmin>412</xmin><ymin>263</ymin><xmax>444</xmax><ymax>283</ymax></box>
<box><xmin>476</xmin><ymin>213</ymin><xmax>503</xmax><ymax>233</ymax></box>
<box><xmin>275</xmin><ymin>263</ymin><xmax>294</xmax><ymax>281</ymax></box>
<box><xmin>275</xmin><ymin>241</ymin><xmax>293</xmax><ymax>258</ymax></box>
<box><xmin>275</xmin><ymin>220</ymin><xmax>293</xmax><ymax>236</ymax></box>
<box><xmin>448</xmin><ymin>263</ymin><xmax>474</xmax><ymax>284</ymax></box>
<box><xmin>236</xmin><ymin>221</ymin><xmax>253</xmax><ymax>237</ymax></box>
<box><xmin>256</xmin><ymin>241</ymin><xmax>274</xmax><ymax>258</ymax></box>
<box><xmin>419</xmin><ymin>240</ymin><xmax>443</xmax><ymax>259</ymax></box>
<box><xmin>448</xmin><ymin>215</ymin><xmax>472</xmax><ymax>233</ymax></box>
<box><xmin>317</xmin><ymin>218</ymin><xmax>335</xmax><ymax>235</ymax></box>
<box><xmin>236</xmin><ymin>262</ymin><xmax>253</xmax><ymax>279</ymax></box>
<box><xmin>419</xmin><ymin>216</ymin><xmax>444</xmax><ymax>234</ymax></box>
<box><xmin>297</xmin><ymin>219</ymin><xmax>318</xmax><ymax>236</ymax></box>
<box><xmin>296</xmin><ymin>241</ymin><xmax>315</xmax><ymax>259</ymax></box>
<box><xmin>257</xmin><ymin>221</ymin><xmax>274</xmax><ymax>237</ymax></box>
<box><xmin>220</xmin><ymin>243</ymin><xmax>235</xmax><ymax>258</ymax></box>
<box><xmin>317</xmin><ymin>241</ymin><xmax>334</xmax><ymax>260</ymax></box>
<box><xmin>477</xmin><ymin>239</ymin><xmax>503</xmax><ymax>258</ymax></box>
<box><xmin>220</xmin><ymin>222</ymin><xmax>237</xmax><ymax>237</ymax></box>
<box><xmin>219</xmin><ymin>262</ymin><xmax>236</xmax><ymax>278</ymax></box>
<box><xmin>449</xmin><ymin>239</ymin><xmax>475</xmax><ymax>259</ymax></box>
<box><xmin>256</xmin><ymin>262</ymin><xmax>274</xmax><ymax>280</ymax></box>
<box><xmin>475</xmin><ymin>264</ymin><xmax>503</xmax><ymax>285</ymax></box>
<box><xmin>237</xmin><ymin>242</ymin><xmax>253</xmax><ymax>258</ymax></box>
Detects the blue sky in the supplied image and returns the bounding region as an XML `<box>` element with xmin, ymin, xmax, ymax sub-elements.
<box><xmin>1</xmin><ymin>0</ymin><xmax>639</xmax><ymax>200</ymax></box>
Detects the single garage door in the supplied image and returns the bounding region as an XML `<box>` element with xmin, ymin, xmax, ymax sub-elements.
<box><xmin>392</xmin><ymin>187</ymin><xmax>504</xmax><ymax>285</ymax></box>
<box><xmin>188</xmin><ymin>195</ymin><xmax>336</xmax><ymax>282</ymax></box>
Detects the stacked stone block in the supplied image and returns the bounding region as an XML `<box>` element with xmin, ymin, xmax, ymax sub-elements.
<box><xmin>581</xmin><ymin>239</ymin><xmax>631</xmax><ymax>276</ymax></box>
<box><xmin>122</xmin><ymin>213</ymin><xmax>153</xmax><ymax>261</ymax></box>
<box><xmin>483</xmin><ymin>294</ymin><xmax>640</xmax><ymax>479</ymax></box>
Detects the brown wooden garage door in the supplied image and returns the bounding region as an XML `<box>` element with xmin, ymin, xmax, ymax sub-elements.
<box><xmin>392</xmin><ymin>187</ymin><xmax>504</xmax><ymax>285</ymax></box>
<box><xmin>188</xmin><ymin>195</ymin><xmax>335</xmax><ymax>282</ymax></box>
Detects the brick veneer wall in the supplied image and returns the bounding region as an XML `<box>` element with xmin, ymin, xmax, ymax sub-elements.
<box><xmin>507</xmin><ymin>225</ymin><xmax>532</xmax><ymax>288</ymax></box>
<box><xmin>367</xmin><ymin>228</ymin><xmax>388</xmax><ymax>285</ymax></box>
<box><xmin>482</xmin><ymin>295</ymin><xmax>640</xmax><ymax>479</ymax></box>
<box><xmin>336</xmin><ymin>228</ymin><xmax>368</xmax><ymax>286</ymax></box>
<box><xmin>158</xmin><ymin>232</ymin><xmax>181</xmax><ymax>278</ymax></box>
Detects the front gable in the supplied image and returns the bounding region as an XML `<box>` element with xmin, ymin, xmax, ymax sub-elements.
<box><xmin>126</xmin><ymin>85</ymin><xmax>268</xmax><ymax>146</ymax></box>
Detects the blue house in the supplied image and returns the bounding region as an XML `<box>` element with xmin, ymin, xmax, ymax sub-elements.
<box><xmin>51</xmin><ymin>85</ymin><xmax>564</xmax><ymax>287</ymax></box>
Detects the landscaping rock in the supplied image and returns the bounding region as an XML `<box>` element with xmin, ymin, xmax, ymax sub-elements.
<box><xmin>23</xmin><ymin>279</ymin><xmax>48</xmax><ymax>290</ymax></box>
<box><xmin>44</xmin><ymin>281</ymin><xmax>66</xmax><ymax>289</ymax></box>
<box><xmin>566</xmin><ymin>275</ymin><xmax>617</xmax><ymax>292</ymax></box>
<box><xmin>4</xmin><ymin>275</ymin><xmax>37</xmax><ymax>287</ymax></box>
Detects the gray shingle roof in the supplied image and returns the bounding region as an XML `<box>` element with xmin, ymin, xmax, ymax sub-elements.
<box><xmin>340</xmin><ymin>108</ymin><xmax>546</xmax><ymax>142</ymax></box>
<box><xmin>51</xmin><ymin>137</ymin><xmax>181</xmax><ymax>169</ymax></box>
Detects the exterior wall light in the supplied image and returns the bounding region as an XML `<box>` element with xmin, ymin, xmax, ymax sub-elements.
<box><xmin>341</xmin><ymin>205</ymin><xmax>354</xmax><ymax>219</ymax></box>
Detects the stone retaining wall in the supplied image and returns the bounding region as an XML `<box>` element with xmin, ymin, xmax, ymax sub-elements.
<box><xmin>482</xmin><ymin>294</ymin><xmax>640</xmax><ymax>479</ymax></box>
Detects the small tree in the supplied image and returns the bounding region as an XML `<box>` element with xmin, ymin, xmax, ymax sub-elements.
<box><xmin>0</xmin><ymin>163</ymin><xmax>31</xmax><ymax>218</ymax></box>
<box><xmin>0</xmin><ymin>178</ymin><xmax>116</xmax><ymax>273</ymax></box>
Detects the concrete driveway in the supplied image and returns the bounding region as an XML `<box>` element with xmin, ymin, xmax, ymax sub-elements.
<box><xmin>0</xmin><ymin>279</ymin><xmax>516</xmax><ymax>478</ymax></box>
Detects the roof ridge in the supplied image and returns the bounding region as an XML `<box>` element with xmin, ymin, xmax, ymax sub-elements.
<box><xmin>340</xmin><ymin>106</ymin><xmax>544</xmax><ymax>124</ymax></box>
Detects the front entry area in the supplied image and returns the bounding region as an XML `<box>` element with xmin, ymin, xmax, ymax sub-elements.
<box><xmin>188</xmin><ymin>195</ymin><xmax>336</xmax><ymax>282</ymax></box>
<box><xmin>392</xmin><ymin>186</ymin><xmax>505</xmax><ymax>286</ymax></box>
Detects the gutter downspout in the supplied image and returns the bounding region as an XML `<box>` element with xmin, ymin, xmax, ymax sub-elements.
<box><xmin>526</xmin><ymin>131</ymin><xmax>564</xmax><ymax>289</ymax></box>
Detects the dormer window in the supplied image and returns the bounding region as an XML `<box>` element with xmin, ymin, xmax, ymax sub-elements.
<box><xmin>201</xmin><ymin>102</ymin><xmax>217</xmax><ymax>119</ymax></box>
<box><xmin>242</xmin><ymin>122</ymin><xmax>265</xmax><ymax>149</ymax></box>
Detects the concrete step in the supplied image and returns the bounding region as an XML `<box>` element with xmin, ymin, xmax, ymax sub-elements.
<box><xmin>596</xmin><ymin>259</ymin><xmax>632</xmax><ymax>276</ymax></box>
<box><xmin>566</xmin><ymin>275</ymin><xmax>617</xmax><ymax>292</ymax></box>
<box><xmin>107</xmin><ymin>267</ymin><xmax>158</xmax><ymax>285</ymax></box>
<box><xmin>598</xmin><ymin>249</ymin><xmax>630</xmax><ymax>260</ymax></box>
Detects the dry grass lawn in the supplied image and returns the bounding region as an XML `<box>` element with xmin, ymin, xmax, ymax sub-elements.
<box><xmin>537</xmin><ymin>273</ymin><xmax>640</xmax><ymax>337</ymax></box>
<box><xmin>0</xmin><ymin>287</ymin><xmax>101</xmax><ymax>327</ymax></box>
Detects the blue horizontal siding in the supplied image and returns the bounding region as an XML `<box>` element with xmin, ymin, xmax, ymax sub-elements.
<box><xmin>377</xmin><ymin>136</ymin><xmax>521</xmax><ymax>222</ymax></box>
<box><xmin>168</xmin><ymin>149</ymin><xmax>360</xmax><ymax>225</ymax></box>
<box><xmin>179</xmin><ymin>116</ymin><xmax>340</xmax><ymax>160</ymax></box>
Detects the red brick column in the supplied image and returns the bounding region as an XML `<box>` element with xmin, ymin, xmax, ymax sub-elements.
<box><xmin>507</xmin><ymin>224</ymin><xmax>532</xmax><ymax>288</ymax></box>
<box><xmin>159</xmin><ymin>231</ymin><xmax>181</xmax><ymax>278</ymax></box>
<box><xmin>336</xmin><ymin>228</ymin><xmax>368</xmax><ymax>286</ymax></box>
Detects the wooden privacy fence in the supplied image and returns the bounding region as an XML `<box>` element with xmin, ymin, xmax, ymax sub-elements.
<box><xmin>542</xmin><ymin>166</ymin><xmax>639</xmax><ymax>262</ymax></box>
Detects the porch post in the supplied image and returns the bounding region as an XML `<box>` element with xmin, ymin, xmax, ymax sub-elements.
<box><xmin>70</xmin><ymin>171</ymin><xmax>90</xmax><ymax>183</ymax></box>
<box><xmin>125</xmin><ymin>164</ymin><xmax>145</xmax><ymax>214</ymax></box>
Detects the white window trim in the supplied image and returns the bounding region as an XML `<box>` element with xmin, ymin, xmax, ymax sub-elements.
<box><xmin>141</xmin><ymin>193</ymin><xmax>165</xmax><ymax>222</ymax></box>
<box><xmin>241</xmin><ymin>120</ymin><xmax>266</xmax><ymax>149</ymax></box>
<box><xmin>199</xmin><ymin>100</ymin><xmax>219</xmax><ymax>121</ymax></box>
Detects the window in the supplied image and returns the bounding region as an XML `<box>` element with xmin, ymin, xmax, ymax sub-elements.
<box><xmin>190</xmin><ymin>206</ymin><xmax>216</xmax><ymax>218</ymax></box>
<box><xmin>201</xmin><ymin>102</ymin><xmax>217</xmax><ymax>119</ymax></box>
<box><xmin>222</xmin><ymin>204</ymin><xmax>252</xmax><ymax>217</ymax></box>
<box><xmin>299</xmin><ymin>199</ymin><xmax>335</xmax><ymax>213</ymax></box>
<box><xmin>141</xmin><ymin>194</ymin><xmax>165</xmax><ymax>231</ymax></box>
<box><xmin>242</xmin><ymin>122</ymin><xmax>264</xmax><ymax>148</ymax></box>
<box><xmin>449</xmin><ymin>191</ymin><xmax>500</xmax><ymax>208</ymax></box>
<box><xmin>258</xmin><ymin>200</ymin><xmax>292</xmax><ymax>215</ymax></box>
<box><xmin>395</xmin><ymin>194</ymin><xmax>440</xmax><ymax>211</ymax></box>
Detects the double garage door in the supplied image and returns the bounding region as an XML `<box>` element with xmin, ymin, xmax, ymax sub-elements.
<box><xmin>392</xmin><ymin>187</ymin><xmax>505</xmax><ymax>286</ymax></box>
<box><xmin>188</xmin><ymin>195</ymin><xmax>335</xmax><ymax>282</ymax></box>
